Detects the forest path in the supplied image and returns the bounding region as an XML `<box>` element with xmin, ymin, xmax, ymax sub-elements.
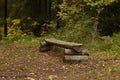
<box><xmin>0</xmin><ymin>43</ymin><xmax>120</xmax><ymax>80</ymax></box>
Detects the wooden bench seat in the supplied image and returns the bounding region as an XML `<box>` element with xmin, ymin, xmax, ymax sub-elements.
<box><xmin>45</xmin><ymin>38</ymin><xmax>83</xmax><ymax>53</ymax></box>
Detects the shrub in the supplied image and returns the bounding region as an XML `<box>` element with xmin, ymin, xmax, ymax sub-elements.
<box><xmin>110</xmin><ymin>33</ymin><xmax>120</xmax><ymax>54</ymax></box>
<box><xmin>0</xmin><ymin>27</ymin><xmax>2</xmax><ymax>39</ymax></box>
<box><xmin>7</xmin><ymin>19</ymin><xmax>24</xmax><ymax>41</ymax></box>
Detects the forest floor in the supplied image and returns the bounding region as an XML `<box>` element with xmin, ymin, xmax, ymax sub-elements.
<box><xmin>0</xmin><ymin>42</ymin><xmax>120</xmax><ymax>80</ymax></box>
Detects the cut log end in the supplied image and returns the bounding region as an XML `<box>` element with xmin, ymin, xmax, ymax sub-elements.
<box><xmin>81</xmin><ymin>49</ymin><xmax>89</xmax><ymax>56</ymax></box>
<box><xmin>39</xmin><ymin>46</ymin><xmax>51</xmax><ymax>52</ymax></box>
<box><xmin>39</xmin><ymin>41</ymin><xmax>51</xmax><ymax>52</ymax></box>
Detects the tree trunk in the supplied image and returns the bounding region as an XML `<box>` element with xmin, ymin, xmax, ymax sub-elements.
<box><xmin>4</xmin><ymin>0</ymin><xmax>7</xmax><ymax>37</ymax></box>
<box><xmin>56</xmin><ymin>0</ymin><xmax>62</xmax><ymax>29</ymax></box>
<box><xmin>48</xmin><ymin>0</ymin><xmax>51</xmax><ymax>17</ymax></box>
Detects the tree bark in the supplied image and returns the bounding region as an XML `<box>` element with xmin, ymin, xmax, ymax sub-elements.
<box><xmin>56</xmin><ymin>0</ymin><xmax>62</xmax><ymax>29</ymax></box>
<box><xmin>48</xmin><ymin>0</ymin><xmax>51</xmax><ymax>17</ymax></box>
<box><xmin>4</xmin><ymin>0</ymin><xmax>7</xmax><ymax>37</ymax></box>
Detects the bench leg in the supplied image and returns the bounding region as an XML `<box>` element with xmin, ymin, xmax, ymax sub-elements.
<box><xmin>64</xmin><ymin>49</ymin><xmax>89</xmax><ymax>61</ymax></box>
<box><xmin>39</xmin><ymin>41</ymin><xmax>52</xmax><ymax>52</ymax></box>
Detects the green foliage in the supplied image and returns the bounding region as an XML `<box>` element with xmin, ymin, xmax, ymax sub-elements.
<box><xmin>85</xmin><ymin>0</ymin><xmax>117</xmax><ymax>7</ymax></box>
<box><xmin>42</xmin><ymin>21</ymin><xmax>57</xmax><ymax>33</ymax></box>
<box><xmin>7</xmin><ymin>19</ymin><xmax>24</xmax><ymax>41</ymax></box>
<box><xmin>0</xmin><ymin>0</ymin><xmax>119</xmax><ymax>56</ymax></box>
<box><xmin>8</xmin><ymin>27</ymin><xmax>23</xmax><ymax>41</ymax></box>
<box><xmin>51</xmin><ymin>0</ymin><xmax>57</xmax><ymax>9</ymax></box>
<box><xmin>89</xmin><ymin>33</ymin><xmax>120</xmax><ymax>54</ymax></box>
<box><xmin>57</xmin><ymin>0</ymin><xmax>100</xmax><ymax>43</ymax></box>
<box><xmin>0</xmin><ymin>27</ymin><xmax>3</xmax><ymax>39</ymax></box>
<box><xmin>12</xmin><ymin>19</ymin><xmax>21</xmax><ymax>25</ymax></box>
<box><xmin>57</xmin><ymin>0</ymin><xmax>120</xmax><ymax>44</ymax></box>
<box><xmin>84</xmin><ymin>0</ymin><xmax>120</xmax><ymax>35</ymax></box>
<box><xmin>58</xmin><ymin>0</ymin><xmax>84</xmax><ymax>22</ymax></box>
<box><xmin>45</xmin><ymin>15</ymin><xmax>96</xmax><ymax>48</ymax></box>
<box><xmin>45</xmin><ymin>26</ymin><xmax>120</xmax><ymax>56</ymax></box>
<box><xmin>110</xmin><ymin>33</ymin><xmax>120</xmax><ymax>54</ymax></box>
<box><xmin>20</xmin><ymin>17</ymin><xmax>38</xmax><ymax>35</ymax></box>
<box><xmin>98</xmin><ymin>1</ymin><xmax>120</xmax><ymax>35</ymax></box>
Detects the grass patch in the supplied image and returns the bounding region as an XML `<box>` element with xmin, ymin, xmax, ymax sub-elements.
<box><xmin>88</xmin><ymin>63</ymin><xmax>120</xmax><ymax>80</ymax></box>
<box><xmin>19</xmin><ymin>65</ymin><xmax>38</xmax><ymax>73</ymax></box>
<box><xmin>0</xmin><ymin>65</ymin><xmax>10</xmax><ymax>71</ymax></box>
<box><xmin>0</xmin><ymin>28</ymin><xmax>120</xmax><ymax>80</ymax></box>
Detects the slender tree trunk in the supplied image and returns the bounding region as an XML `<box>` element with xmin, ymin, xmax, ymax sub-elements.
<box><xmin>48</xmin><ymin>0</ymin><xmax>51</xmax><ymax>17</ymax></box>
<box><xmin>38</xmin><ymin>0</ymin><xmax>41</xmax><ymax>16</ymax></box>
<box><xmin>92</xmin><ymin>18</ymin><xmax>98</xmax><ymax>43</ymax></box>
<box><xmin>56</xmin><ymin>0</ymin><xmax>62</xmax><ymax>29</ymax></box>
<box><xmin>4</xmin><ymin>0</ymin><xmax>7</xmax><ymax>37</ymax></box>
<box><xmin>44</xmin><ymin>0</ymin><xmax>47</xmax><ymax>17</ymax></box>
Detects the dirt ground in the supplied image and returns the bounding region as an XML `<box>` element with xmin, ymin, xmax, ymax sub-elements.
<box><xmin>0</xmin><ymin>43</ymin><xmax>120</xmax><ymax>80</ymax></box>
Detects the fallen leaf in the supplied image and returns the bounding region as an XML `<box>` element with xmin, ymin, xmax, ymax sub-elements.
<box><xmin>48</xmin><ymin>75</ymin><xmax>58</xmax><ymax>80</ymax></box>
<box><xmin>26</xmin><ymin>77</ymin><xmax>35</xmax><ymax>80</ymax></box>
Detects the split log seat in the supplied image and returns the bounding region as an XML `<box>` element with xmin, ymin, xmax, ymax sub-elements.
<box><xmin>39</xmin><ymin>38</ymin><xmax>89</xmax><ymax>61</ymax></box>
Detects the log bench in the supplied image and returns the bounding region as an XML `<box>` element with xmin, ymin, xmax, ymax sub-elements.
<box><xmin>39</xmin><ymin>38</ymin><xmax>89</xmax><ymax>61</ymax></box>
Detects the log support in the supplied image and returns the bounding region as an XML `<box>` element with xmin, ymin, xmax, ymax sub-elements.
<box><xmin>64</xmin><ymin>55</ymin><xmax>88</xmax><ymax>61</ymax></box>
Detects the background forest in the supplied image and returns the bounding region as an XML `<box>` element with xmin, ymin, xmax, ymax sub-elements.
<box><xmin>0</xmin><ymin>0</ymin><xmax>119</xmax><ymax>52</ymax></box>
<box><xmin>0</xmin><ymin>0</ymin><xmax>120</xmax><ymax>36</ymax></box>
<box><xmin>0</xmin><ymin>0</ymin><xmax>120</xmax><ymax>80</ymax></box>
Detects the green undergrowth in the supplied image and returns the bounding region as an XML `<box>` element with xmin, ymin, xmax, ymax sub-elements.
<box><xmin>0</xmin><ymin>36</ymin><xmax>40</xmax><ymax>47</ymax></box>
<box><xmin>88</xmin><ymin>63</ymin><xmax>120</xmax><ymax>80</ymax></box>
<box><xmin>42</xmin><ymin>29</ymin><xmax>120</xmax><ymax>59</ymax></box>
<box><xmin>0</xmin><ymin>28</ymin><xmax>120</xmax><ymax>59</ymax></box>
